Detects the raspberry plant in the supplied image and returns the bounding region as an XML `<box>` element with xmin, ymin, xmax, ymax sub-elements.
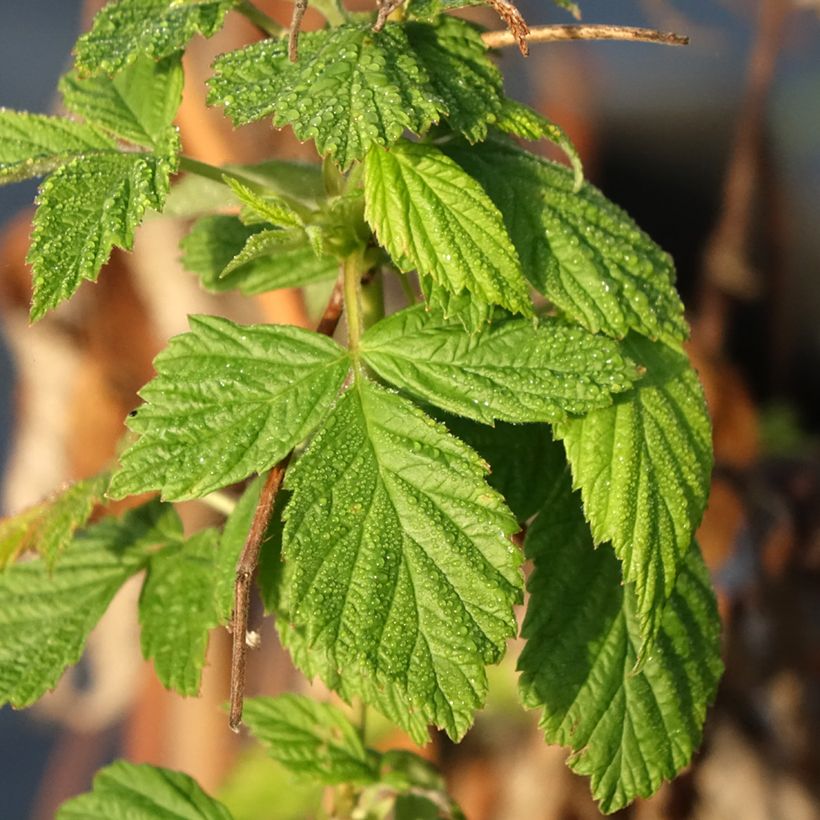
<box><xmin>0</xmin><ymin>0</ymin><xmax>721</xmax><ymax>816</ymax></box>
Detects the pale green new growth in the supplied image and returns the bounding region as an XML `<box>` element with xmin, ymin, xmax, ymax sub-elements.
<box><xmin>225</xmin><ymin>177</ymin><xmax>305</xmax><ymax>229</ymax></box>
<box><xmin>181</xmin><ymin>215</ymin><xmax>337</xmax><ymax>295</ymax></box>
<box><xmin>0</xmin><ymin>473</ymin><xmax>110</xmax><ymax>569</ymax></box>
<box><xmin>208</xmin><ymin>18</ymin><xmax>501</xmax><ymax>169</ymax></box>
<box><xmin>139</xmin><ymin>529</ymin><xmax>222</xmax><ymax>696</ymax></box>
<box><xmin>109</xmin><ymin>315</ymin><xmax>350</xmax><ymax>500</ymax></box>
<box><xmin>60</xmin><ymin>54</ymin><xmax>184</xmax><ymax>148</ymax></box>
<box><xmin>0</xmin><ymin>110</ymin><xmax>115</xmax><ymax>185</ymax></box>
<box><xmin>75</xmin><ymin>0</ymin><xmax>236</xmax><ymax>75</ymax></box>
<box><xmin>58</xmin><ymin>760</ymin><xmax>233</xmax><ymax>819</ymax></box>
<box><xmin>0</xmin><ymin>502</ymin><xmax>181</xmax><ymax>708</ymax></box>
<box><xmin>28</xmin><ymin>144</ymin><xmax>178</xmax><ymax>320</ymax></box>
<box><xmin>364</xmin><ymin>140</ymin><xmax>532</xmax><ymax>316</ymax></box>
<box><xmin>243</xmin><ymin>695</ymin><xmax>380</xmax><ymax>785</ymax></box>
<box><xmin>361</xmin><ymin>304</ymin><xmax>637</xmax><ymax>424</ymax></box>
<box><xmin>279</xmin><ymin>379</ymin><xmax>522</xmax><ymax>743</ymax></box>
<box><xmin>518</xmin><ymin>473</ymin><xmax>722</xmax><ymax>813</ymax></box>
<box><xmin>445</xmin><ymin>139</ymin><xmax>688</xmax><ymax>345</ymax></box>
<box><xmin>555</xmin><ymin>335</ymin><xmax>713</xmax><ymax>645</ymax></box>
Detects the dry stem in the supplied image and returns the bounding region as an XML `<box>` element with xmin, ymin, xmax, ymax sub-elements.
<box><xmin>482</xmin><ymin>24</ymin><xmax>689</xmax><ymax>50</ymax></box>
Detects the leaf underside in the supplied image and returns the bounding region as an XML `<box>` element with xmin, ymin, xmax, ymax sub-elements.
<box><xmin>278</xmin><ymin>378</ymin><xmax>522</xmax><ymax>743</ymax></box>
<box><xmin>518</xmin><ymin>471</ymin><xmax>722</xmax><ymax>813</ymax></box>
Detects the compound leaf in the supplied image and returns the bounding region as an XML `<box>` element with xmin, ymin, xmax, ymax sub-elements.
<box><xmin>243</xmin><ymin>695</ymin><xmax>380</xmax><ymax>785</ymax></box>
<box><xmin>139</xmin><ymin>529</ymin><xmax>221</xmax><ymax>696</ymax></box>
<box><xmin>75</xmin><ymin>0</ymin><xmax>235</xmax><ymax>75</ymax></box>
<box><xmin>278</xmin><ymin>378</ymin><xmax>522</xmax><ymax>743</ymax></box>
<box><xmin>518</xmin><ymin>473</ymin><xmax>722</xmax><ymax>813</ymax></box>
<box><xmin>208</xmin><ymin>18</ymin><xmax>501</xmax><ymax>169</ymax></box>
<box><xmin>58</xmin><ymin>760</ymin><xmax>233</xmax><ymax>820</ymax></box>
<box><xmin>28</xmin><ymin>145</ymin><xmax>178</xmax><ymax>321</ymax></box>
<box><xmin>0</xmin><ymin>501</ymin><xmax>181</xmax><ymax>708</ymax></box>
<box><xmin>109</xmin><ymin>315</ymin><xmax>350</xmax><ymax>501</ymax></box>
<box><xmin>361</xmin><ymin>305</ymin><xmax>637</xmax><ymax>424</ymax></box>
<box><xmin>554</xmin><ymin>335</ymin><xmax>713</xmax><ymax>645</ymax></box>
<box><xmin>0</xmin><ymin>473</ymin><xmax>110</xmax><ymax>569</ymax></box>
<box><xmin>181</xmin><ymin>215</ymin><xmax>337</xmax><ymax>295</ymax></box>
<box><xmin>60</xmin><ymin>54</ymin><xmax>184</xmax><ymax>148</ymax></box>
<box><xmin>364</xmin><ymin>140</ymin><xmax>531</xmax><ymax>316</ymax></box>
<box><xmin>444</xmin><ymin>139</ymin><xmax>688</xmax><ymax>345</ymax></box>
<box><xmin>0</xmin><ymin>110</ymin><xmax>115</xmax><ymax>185</ymax></box>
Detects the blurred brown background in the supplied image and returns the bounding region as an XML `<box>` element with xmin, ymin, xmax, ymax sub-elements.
<box><xmin>0</xmin><ymin>0</ymin><xmax>819</xmax><ymax>818</ymax></box>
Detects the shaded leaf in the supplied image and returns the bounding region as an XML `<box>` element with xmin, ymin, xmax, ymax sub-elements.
<box><xmin>58</xmin><ymin>760</ymin><xmax>233</xmax><ymax>819</ymax></box>
<box><xmin>444</xmin><ymin>138</ymin><xmax>688</xmax><ymax>345</ymax></box>
<box><xmin>0</xmin><ymin>501</ymin><xmax>181</xmax><ymax>708</ymax></box>
<box><xmin>518</xmin><ymin>472</ymin><xmax>722</xmax><ymax>813</ymax></box>
<box><xmin>139</xmin><ymin>529</ymin><xmax>221</xmax><ymax>695</ymax></box>
<box><xmin>243</xmin><ymin>695</ymin><xmax>380</xmax><ymax>785</ymax></box>
<box><xmin>555</xmin><ymin>335</ymin><xmax>713</xmax><ymax>645</ymax></box>
<box><xmin>109</xmin><ymin>315</ymin><xmax>350</xmax><ymax>500</ymax></box>
<box><xmin>279</xmin><ymin>378</ymin><xmax>522</xmax><ymax>743</ymax></box>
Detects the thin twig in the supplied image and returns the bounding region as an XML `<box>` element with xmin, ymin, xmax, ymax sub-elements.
<box><xmin>485</xmin><ymin>0</ymin><xmax>531</xmax><ymax>55</ymax></box>
<box><xmin>373</xmin><ymin>0</ymin><xmax>408</xmax><ymax>32</ymax></box>
<box><xmin>228</xmin><ymin>272</ymin><xmax>346</xmax><ymax>732</ymax></box>
<box><xmin>288</xmin><ymin>0</ymin><xmax>309</xmax><ymax>62</ymax></box>
<box><xmin>481</xmin><ymin>24</ymin><xmax>689</xmax><ymax>50</ymax></box>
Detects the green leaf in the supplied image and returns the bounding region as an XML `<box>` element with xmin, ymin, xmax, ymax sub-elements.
<box><xmin>109</xmin><ymin>315</ymin><xmax>350</xmax><ymax>501</ymax></box>
<box><xmin>0</xmin><ymin>110</ymin><xmax>115</xmax><ymax>185</ymax></box>
<box><xmin>208</xmin><ymin>18</ymin><xmax>502</xmax><ymax>169</ymax></box>
<box><xmin>436</xmin><ymin>418</ymin><xmax>564</xmax><ymax>523</ymax></box>
<box><xmin>139</xmin><ymin>529</ymin><xmax>221</xmax><ymax>695</ymax></box>
<box><xmin>180</xmin><ymin>215</ymin><xmax>337</xmax><ymax>295</ymax></box>
<box><xmin>364</xmin><ymin>140</ymin><xmax>531</xmax><ymax>316</ymax></box>
<box><xmin>419</xmin><ymin>277</ymin><xmax>495</xmax><ymax>333</ymax></box>
<box><xmin>0</xmin><ymin>500</ymin><xmax>181</xmax><ymax>708</ymax></box>
<box><xmin>494</xmin><ymin>99</ymin><xmax>583</xmax><ymax>190</ymax></box>
<box><xmin>209</xmin><ymin>23</ymin><xmax>439</xmax><ymax>170</ymax></box>
<box><xmin>444</xmin><ymin>139</ymin><xmax>688</xmax><ymax>345</ymax></box>
<box><xmin>28</xmin><ymin>144</ymin><xmax>178</xmax><ymax>321</ymax></box>
<box><xmin>75</xmin><ymin>0</ymin><xmax>235</xmax><ymax>75</ymax></box>
<box><xmin>0</xmin><ymin>473</ymin><xmax>110</xmax><ymax>569</ymax></box>
<box><xmin>362</xmin><ymin>305</ymin><xmax>637</xmax><ymax>424</ymax></box>
<box><xmin>554</xmin><ymin>335</ymin><xmax>713</xmax><ymax>644</ymax></box>
<box><xmin>225</xmin><ymin>177</ymin><xmax>305</xmax><ymax>228</ymax></box>
<box><xmin>221</xmin><ymin>229</ymin><xmax>315</xmax><ymax>276</ymax></box>
<box><xmin>403</xmin><ymin>18</ymin><xmax>502</xmax><ymax>143</ymax></box>
<box><xmin>518</xmin><ymin>473</ymin><xmax>722</xmax><ymax>813</ymax></box>
<box><xmin>60</xmin><ymin>54</ymin><xmax>184</xmax><ymax>148</ymax></box>
<box><xmin>278</xmin><ymin>378</ymin><xmax>522</xmax><ymax>743</ymax></box>
<box><xmin>58</xmin><ymin>760</ymin><xmax>233</xmax><ymax>819</ymax></box>
<box><xmin>243</xmin><ymin>695</ymin><xmax>380</xmax><ymax>785</ymax></box>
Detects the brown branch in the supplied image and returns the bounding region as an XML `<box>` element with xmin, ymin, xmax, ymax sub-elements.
<box><xmin>288</xmin><ymin>0</ymin><xmax>309</xmax><ymax>62</ymax></box>
<box><xmin>228</xmin><ymin>271</ymin><xmax>346</xmax><ymax>731</ymax></box>
<box><xmin>482</xmin><ymin>24</ymin><xmax>689</xmax><ymax>50</ymax></box>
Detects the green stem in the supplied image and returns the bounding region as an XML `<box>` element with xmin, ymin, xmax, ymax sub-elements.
<box><xmin>398</xmin><ymin>271</ymin><xmax>417</xmax><ymax>306</ymax></box>
<box><xmin>312</xmin><ymin>0</ymin><xmax>348</xmax><ymax>26</ymax></box>
<box><xmin>355</xmin><ymin>698</ymin><xmax>368</xmax><ymax>745</ymax></box>
<box><xmin>360</xmin><ymin>270</ymin><xmax>385</xmax><ymax>330</ymax></box>
<box><xmin>343</xmin><ymin>249</ymin><xmax>365</xmax><ymax>356</ymax></box>
<box><xmin>178</xmin><ymin>155</ymin><xmax>266</xmax><ymax>193</ymax></box>
<box><xmin>236</xmin><ymin>0</ymin><xmax>284</xmax><ymax>35</ymax></box>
